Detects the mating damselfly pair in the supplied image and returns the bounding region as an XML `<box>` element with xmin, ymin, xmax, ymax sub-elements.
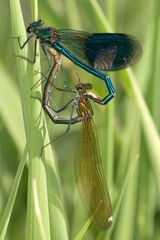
<box><xmin>16</xmin><ymin>19</ymin><xmax>142</xmax><ymax>230</ymax></box>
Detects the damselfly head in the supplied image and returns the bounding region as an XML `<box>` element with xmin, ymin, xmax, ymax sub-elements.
<box><xmin>26</xmin><ymin>20</ymin><xmax>44</xmax><ymax>34</ymax></box>
<box><xmin>76</xmin><ymin>83</ymin><xmax>92</xmax><ymax>93</ymax></box>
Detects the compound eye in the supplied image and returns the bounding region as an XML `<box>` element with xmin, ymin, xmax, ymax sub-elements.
<box><xmin>78</xmin><ymin>87</ymin><xmax>83</xmax><ymax>91</ymax></box>
<box><xmin>38</xmin><ymin>19</ymin><xmax>44</xmax><ymax>26</ymax></box>
<box><xmin>86</xmin><ymin>83</ymin><xmax>92</xmax><ymax>90</ymax></box>
<box><xmin>26</xmin><ymin>26</ymin><xmax>32</xmax><ymax>33</ymax></box>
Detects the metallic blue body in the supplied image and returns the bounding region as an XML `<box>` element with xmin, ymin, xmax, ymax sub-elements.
<box><xmin>18</xmin><ymin>20</ymin><xmax>142</xmax><ymax>105</ymax></box>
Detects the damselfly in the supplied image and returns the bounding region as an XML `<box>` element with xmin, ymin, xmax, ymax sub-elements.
<box><xmin>16</xmin><ymin>20</ymin><xmax>142</xmax><ymax>105</ymax></box>
<box><xmin>42</xmin><ymin>71</ymin><xmax>113</xmax><ymax>229</ymax></box>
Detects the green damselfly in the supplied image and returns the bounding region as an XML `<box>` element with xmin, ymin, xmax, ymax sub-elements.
<box><xmin>41</xmin><ymin>65</ymin><xmax>112</xmax><ymax>229</ymax></box>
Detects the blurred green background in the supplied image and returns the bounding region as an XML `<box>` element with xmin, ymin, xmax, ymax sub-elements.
<box><xmin>0</xmin><ymin>0</ymin><xmax>160</xmax><ymax>239</ymax></box>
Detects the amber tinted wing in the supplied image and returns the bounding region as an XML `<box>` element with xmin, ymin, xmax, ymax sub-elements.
<box><xmin>75</xmin><ymin>119</ymin><xmax>112</xmax><ymax>229</ymax></box>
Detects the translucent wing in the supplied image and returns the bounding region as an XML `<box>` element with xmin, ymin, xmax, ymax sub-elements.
<box><xmin>75</xmin><ymin>119</ymin><xmax>112</xmax><ymax>229</ymax></box>
<box><xmin>56</xmin><ymin>30</ymin><xmax>142</xmax><ymax>71</ymax></box>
